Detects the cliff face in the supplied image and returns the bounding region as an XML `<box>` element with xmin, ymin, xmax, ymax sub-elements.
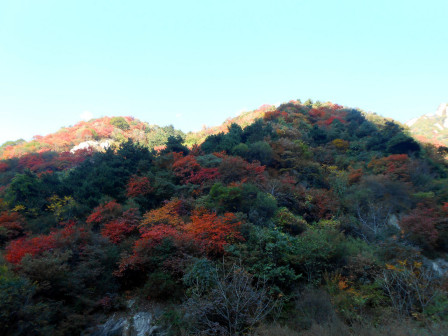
<box><xmin>407</xmin><ymin>103</ymin><xmax>448</xmax><ymax>146</ymax></box>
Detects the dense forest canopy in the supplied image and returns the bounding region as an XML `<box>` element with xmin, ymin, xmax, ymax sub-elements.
<box><xmin>1</xmin><ymin>100</ymin><xmax>448</xmax><ymax>335</ymax></box>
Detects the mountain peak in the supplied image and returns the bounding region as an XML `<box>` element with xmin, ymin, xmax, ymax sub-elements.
<box><xmin>425</xmin><ymin>102</ymin><xmax>448</xmax><ymax>118</ymax></box>
<box><xmin>406</xmin><ymin>103</ymin><xmax>448</xmax><ymax>146</ymax></box>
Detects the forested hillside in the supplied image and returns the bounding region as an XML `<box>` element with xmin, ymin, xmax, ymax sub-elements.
<box><xmin>0</xmin><ymin>116</ymin><xmax>185</xmax><ymax>160</ymax></box>
<box><xmin>1</xmin><ymin>100</ymin><xmax>448</xmax><ymax>335</ymax></box>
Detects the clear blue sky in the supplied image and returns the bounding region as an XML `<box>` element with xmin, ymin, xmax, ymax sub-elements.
<box><xmin>1</xmin><ymin>0</ymin><xmax>447</xmax><ymax>145</ymax></box>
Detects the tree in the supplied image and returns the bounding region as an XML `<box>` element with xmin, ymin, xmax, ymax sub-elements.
<box><xmin>5</xmin><ymin>235</ymin><xmax>57</xmax><ymax>264</ymax></box>
<box><xmin>172</xmin><ymin>155</ymin><xmax>201</xmax><ymax>183</ymax></box>
<box><xmin>184</xmin><ymin>264</ymin><xmax>276</xmax><ymax>335</ymax></box>
<box><xmin>126</xmin><ymin>175</ymin><xmax>152</xmax><ymax>198</ymax></box>
<box><xmin>247</xmin><ymin>141</ymin><xmax>274</xmax><ymax>165</ymax></box>
<box><xmin>141</xmin><ymin>199</ymin><xmax>186</xmax><ymax>228</ymax></box>
<box><xmin>5</xmin><ymin>170</ymin><xmax>47</xmax><ymax>216</ymax></box>
<box><xmin>0</xmin><ymin>265</ymin><xmax>54</xmax><ymax>334</ymax></box>
<box><xmin>101</xmin><ymin>208</ymin><xmax>140</xmax><ymax>244</ymax></box>
<box><xmin>0</xmin><ymin>211</ymin><xmax>25</xmax><ymax>245</ymax></box>
<box><xmin>185</xmin><ymin>209</ymin><xmax>243</xmax><ymax>255</ymax></box>
<box><xmin>110</xmin><ymin>116</ymin><xmax>130</xmax><ymax>130</ymax></box>
<box><xmin>400</xmin><ymin>204</ymin><xmax>439</xmax><ymax>249</ymax></box>
<box><xmin>218</xmin><ymin>155</ymin><xmax>265</xmax><ymax>185</ymax></box>
<box><xmin>383</xmin><ymin>261</ymin><xmax>442</xmax><ymax>316</ymax></box>
<box><xmin>86</xmin><ymin>200</ymin><xmax>122</xmax><ymax>228</ymax></box>
<box><xmin>161</xmin><ymin>135</ymin><xmax>189</xmax><ymax>155</ymax></box>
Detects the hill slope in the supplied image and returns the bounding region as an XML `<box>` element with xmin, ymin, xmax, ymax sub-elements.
<box><xmin>1</xmin><ymin>99</ymin><xmax>447</xmax><ymax>335</ymax></box>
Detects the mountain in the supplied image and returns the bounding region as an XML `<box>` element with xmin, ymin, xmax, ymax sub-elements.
<box><xmin>406</xmin><ymin>103</ymin><xmax>448</xmax><ymax>147</ymax></box>
<box><xmin>1</xmin><ymin>100</ymin><xmax>448</xmax><ymax>335</ymax></box>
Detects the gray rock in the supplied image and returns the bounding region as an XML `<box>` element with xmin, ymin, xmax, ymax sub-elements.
<box><xmin>90</xmin><ymin>311</ymin><xmax>161</xmax><ymax>336</ymax></box>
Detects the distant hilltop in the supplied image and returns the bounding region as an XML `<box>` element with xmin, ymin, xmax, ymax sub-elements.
<box><xmin>406</xmin><ymin>103</ymin><xmax>448</xmax><ymax>147</ymax></box>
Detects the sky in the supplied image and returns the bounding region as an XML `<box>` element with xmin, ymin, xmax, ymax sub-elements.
<box><xmin>0</xmin><ymin>0</ymin><xmax>447</xmax><ymax>145</ymax></box>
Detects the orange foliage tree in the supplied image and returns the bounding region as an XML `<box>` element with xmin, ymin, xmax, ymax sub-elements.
<box><xmin>116</xmin><ymin>204</ymin><xmax>243</xmax><ymax>276</ymax></box>
<box><xmin>140</xmin><ymin>199</ymin><xmax>186</xmax><ymax>228</ymax></box>
<box><xmin>185</xmin><ymin>208</ymin><xmax>243</xmax><ymax>255</ymax></box>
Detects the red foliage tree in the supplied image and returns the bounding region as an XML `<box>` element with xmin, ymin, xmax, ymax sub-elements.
<box><xmin>263</xmin><ymin>110</ymin><xmax>283</xmax><ymax>121</ymax></box>
<box><xmin>86</xmin><ymin>200</ymin><xmax>122</xmax><ymax>226</ymax></box>
<box><xmin>218</xmin><ymin>155</ymin><xmax>265</xmax><ymax>185</ymax></box>
<box><xmin>115</xmin><ymin>224</ymin><xmax>182</xmax><ymax>276</ymax></box>
<box><xmin>172</xmin><ymin>154</ymin><xmax>221</xmax><ymax>185</ymax></box>
<box><xmin>126</xmin><ymin>175</ymin><xmax>153</xmax><ymax>198</ymax></box>
<box><xmin>368</xmin><ymin>154</ymin><xmax>410</xmax><ymax>180</ymax></box>
<box><xmin>116</xmin><ymin>205</ymin><xmax>243</xmax><ymax>276</ymax></box>
<box><xmin>0</xmin><ymin>211</ymin><xmax>25</xmax><ymax>243</ymax></box>
<box><xmin>309</xmin><ymin>107</ymin><xmax>327</xmax><ymax>119</ymax></box>
<box><xmin>348</xmin><ymin>168</ymin><xmax>363</xmax><ymax>185</ymax></box>
<box><xmin>5</xmin><ymin>221</ymin><xmax>89</xmax><ymax>264</ymax></box>
<box><xmin>101</xmin><ymin>208</ymin><xmax>140</xmax><ymax>243</ymax></box>
<box><xmin>0</xmin><ymin>162</ymin><xmax>9</xmax><ymax>172</ymax></box>
<box><xmin>172</xmin><ymin>155</ymin><xmax>201</xmax><ymax>183</ymax></box>
<box><xmin>187</xmin><ymin>167</ymin><xmax>220</xmax><ymax>185</ymax></box>
<box><xmin>324</xmin><ymin>116</ymin><xmax>347</xmax><ymax>126</ymax></box>
<box><xmin>18</xmin><ymin>154</ymin><xmax>46</xmax><ymax>171</ymax></box>
<box><xmin>5</xmin><ymin>235</ymin><xmax>57</xmax><ymax>264</ymax></box>
<box><xmin>400</xmin><ymin>204</ymin><xmax>439</xmax><ymax>248</ymax></box>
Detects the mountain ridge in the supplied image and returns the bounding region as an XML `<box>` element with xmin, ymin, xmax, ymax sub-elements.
<box><xmin>0</xmin><ymin>100</ymin><xmax>402</xmax><ymax>160</ymax></box>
